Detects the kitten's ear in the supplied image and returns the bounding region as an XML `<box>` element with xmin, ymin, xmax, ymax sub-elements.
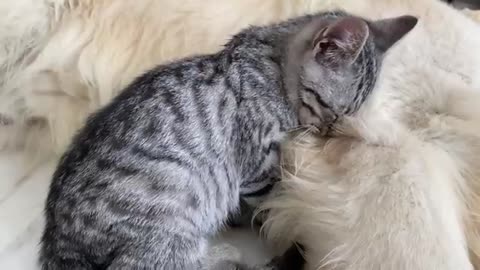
<box><xmin>312</xmin><ymin>17</ymin><xmax>369</xmax><ymax>67</ymax></box>
<box><xmin>369</xmin><ymin>15</ymin><xmax>418</xmax><ymax>53</ymax></box>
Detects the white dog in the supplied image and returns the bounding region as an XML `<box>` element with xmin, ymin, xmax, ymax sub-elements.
<box><xmin>261</xmin><ymin>0</ymin><xmax>480</xmax><ymax>269</ymax></box>
<box><xmin>0</xmin><ymin>0</ymin><xmax>479</xmax><ymax>158</ymax></box>
<box><xmin>0</xmin><ymin>0</ymin><xmax>327</xmax><ymax>156</ymax></box>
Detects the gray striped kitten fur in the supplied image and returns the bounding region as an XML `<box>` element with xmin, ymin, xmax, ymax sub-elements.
<box><xmin>40</xmin><ymin>11</ymin><xmax>417</xmax><ymax>270</ymax></box>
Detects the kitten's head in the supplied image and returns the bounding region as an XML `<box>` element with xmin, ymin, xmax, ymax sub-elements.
<box><xmin>285</xmin><ymin>13</ymin><xmax>418</xmax><ymax>133</ymax></box>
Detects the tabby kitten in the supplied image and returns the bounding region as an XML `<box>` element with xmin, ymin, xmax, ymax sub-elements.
<box><xmin>40</xmin><ymin>11</ymin><xmax>417</xmax><ymax>270</ymax></box>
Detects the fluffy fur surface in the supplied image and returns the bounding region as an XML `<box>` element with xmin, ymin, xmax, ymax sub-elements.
<box><xmin>0</xmin><ymin>0</ymin><xmax>317</xmax><ymax>156</ymax></box>
<box><xmin>0</xmin><ymin>0</ymin><xmax>479</xmax><ymax>158</ymax></box>
<box><xmin>260</xmin><ymin>0</ymin><xmax>480</xmax><ymax>269</ymax></box>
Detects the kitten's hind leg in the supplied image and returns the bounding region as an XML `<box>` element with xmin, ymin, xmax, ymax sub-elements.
<box><xmin>212</xmin><ymin>244</ymin><xmax>305</xmax><ymax>270</ymax></box>
<box><xmin>107</xmin><ymin>234</ymin><xmax>207</xmax><ymax>270</ymax></box>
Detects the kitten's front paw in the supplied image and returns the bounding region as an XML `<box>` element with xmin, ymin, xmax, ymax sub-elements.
<box><xmin>211</xmin><ymin>260</ymin><xmax>247</xmax><ymax>270</ymax></box>
<box><xmin>205</xmin><ymin>243</ymin><xmax>242</xmax><ymax>268</ymax></box>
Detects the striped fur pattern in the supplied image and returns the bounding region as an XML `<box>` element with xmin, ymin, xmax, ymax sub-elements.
<box><xmin>39</xmin><ymin>12</ymin><xmax>415</xmax><ymax>270</ymax></box>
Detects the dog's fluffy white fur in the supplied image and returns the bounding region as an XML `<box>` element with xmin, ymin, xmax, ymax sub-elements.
<box><xmin>0</xmin><ymin>0</ymin><xmax>326</xmax><ymax>156</ymax></box>
<box><xmin>2</xmin><ymin>0</ymin><xmax>480</xmax><ymax>269</ymax></box>
<box><xmin>260</xmin><ymin>1</ymin><xmax>480</xmax><ymax>269</ymax></box>
<box><xmin>1</xmin><ymin>0</ymin><xmax>479</xmax><ymax>157</ymax></box>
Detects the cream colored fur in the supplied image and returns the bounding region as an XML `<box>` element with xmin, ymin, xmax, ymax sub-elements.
<box><xmin>0</xmin><ymin>0</ymin><xmax>479</xmax><ymax>157</ymax></box>
<box><xmin>260</xmin><ymin>0</ymin><xmax>480</xmax><ymax>269</ymax></box>
<box><xmin>0</xmin><ymin>0</ymin><xmax>316</xmax><ymax>156</ymax></box>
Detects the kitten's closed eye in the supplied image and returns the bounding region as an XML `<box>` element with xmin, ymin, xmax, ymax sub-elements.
<box><xmin>298</xmin><ymin>102</ymin><xmax>337</xmax><ymax>133</ymax></box>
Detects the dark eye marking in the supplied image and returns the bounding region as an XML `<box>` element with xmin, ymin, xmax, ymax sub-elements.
<box><xmin>303</xmin><ymin>87</ymin><xmax>333</xmax><ymax>110</ymax></box>
<box><xmin>301</xmin><ymin>99</ymin><xmax>319</xmax><ymax>118</ymax></box>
